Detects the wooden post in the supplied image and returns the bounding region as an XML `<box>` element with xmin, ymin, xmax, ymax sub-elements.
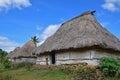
<box><xmin>46</xmin><ymin>57</ymin><xmax>48</xmax><ymax>65</ymax></box>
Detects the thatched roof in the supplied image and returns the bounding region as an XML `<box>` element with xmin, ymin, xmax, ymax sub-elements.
<box><xmin>7</xmin><ymin>40</ymin><xmax>36</xmax><ymax>58</ymax></box>
<box><xmin>7</xmin><ymin>47</ymin><xmax>20</xmax><ymax>58</ymax></box>
<box><xmin>35</xmin><ymin>11</ymin><xmax>120</xmax><ymax>55</ymax></box>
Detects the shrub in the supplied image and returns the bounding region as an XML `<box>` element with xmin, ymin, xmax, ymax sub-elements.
<box><xmin>58</xmin><ymin>66</ymin><xmax>73</xmax><ymax>74</ymax></box>
<box><xmin>74</xmin><ymin>66</ymin><xmax>97</xmax><ymax>80</ymax></box>
<box><xmin>2</xmin><ymin>57</ymin><xmax>11</xmax><ymax>69</ymax></box>
<box><xmin>25</xmin><ymin>63</ymin><xmax>33</xmax><ymax>71</ymax></box>
<box><xmin>74</xmin><ymin>67</ymin><xmax>84</xmax><ymax>73</ymax></box>
<box><xmin>0</xmin><ymin>49</ymin><xmax>10</xmax><ymax>69</ymax></box>
<box><xmin>11</xmin><ymin>62</ymin><xmax>25</xmax><ymax>69</ymax></box>
<box><xmin>11</xmin><ymin>62</ymin><xmax>34</xmax><ymax>70</ymax></box>
<box><xmin>98</xmin><ymin>57</ymin><xmax>120</xmax><ymax>77</ymax></box>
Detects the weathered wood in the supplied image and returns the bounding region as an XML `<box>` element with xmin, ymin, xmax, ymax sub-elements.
<box><xmin>11</xmin><ymin>58</ymin><xmax>36</xmax><ymax>63</ymax></box>
<box><xmin>36</xmin><ymin>49</ymin><xmax>120</xmax><ymax>65</ymax></box>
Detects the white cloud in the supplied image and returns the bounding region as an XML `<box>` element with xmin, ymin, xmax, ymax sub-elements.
<box><xmin>41</xmin><ymin>24</ymin><xmax>60</xmax><ymax>40</ymax></box>
<box><xmin>0</xmin><ymin>36</ymin><xmax>8</xmax><ymax>40</ymax></box>
<box><xmin>102</xmin><ymin>0</ymin><xmax>120</xmax><ymax>12</ymax></box>
<box><xmin>0</xmin><ymin>36</ymin><xmax>22</xmax><ymax>52</ymax></box>
<box><xmin>0</xmin><ymin>0</ymin><xmax>31</xmax><ymax>11</ymax></box>
<box><xmin>38</xmin><ymin>24</ymin><xmax>61</xmax><ymax>45</ymax></box>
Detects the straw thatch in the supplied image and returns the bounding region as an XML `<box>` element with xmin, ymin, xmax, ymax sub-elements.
<box><xmin>35</xmin><ymin>11</ymin><xmax>120</xmax><ymax>54</ymax></box>
<box><xmin>7</xmin><ymin>47</ymin><xmax>20</xmax><ymax>58</ymax></box>
<box><xmin>8</xmin><ymin>40</ymin><xmax>36</xmax><ymax>58</ymax></box>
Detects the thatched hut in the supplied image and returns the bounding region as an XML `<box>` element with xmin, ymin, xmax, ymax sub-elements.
<box><xmin>7</xmin><ymin>40</ymin><xmax>36</xmax><ymax>63</ymax></box>
<box><xmin>7</xmin><ymin>47</ymin><xmax>20</xmax><ymax>62</ymax></box>
<box><xmin>35</xmin><ymin>11</ymin><xmax>120</xmax><ymax>65</ymax></box>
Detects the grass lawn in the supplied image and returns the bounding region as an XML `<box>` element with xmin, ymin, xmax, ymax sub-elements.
<box><xmin>0</xmin><ymin>68</ymin><xmax>120</xmax><ymax>80</ymax></box>
<box><xmin>0</xmin><ymin>68</ymin><xmax>73</xmax><ymax>80</ymax></box>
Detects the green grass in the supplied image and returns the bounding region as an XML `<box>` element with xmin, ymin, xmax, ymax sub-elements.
<box><xmin>0</xmin><ymin>67</ymin><xmax>120</xmax><ymax>80</ymax></box>
<box><xmin>0</xmin><ymin>68</ymin><xmax>73</xmax><ymax>80</ymax></box>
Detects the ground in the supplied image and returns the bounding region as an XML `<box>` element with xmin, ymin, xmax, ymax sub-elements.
<box><xmin>0</xmin><ymin>68</ymin><xmax>73</xmax><ymax>80</ymax></box>
<box><xmin>0</xmin><ymin>64</ymin><xmax>120</xmax><ymax>80</ymax></box>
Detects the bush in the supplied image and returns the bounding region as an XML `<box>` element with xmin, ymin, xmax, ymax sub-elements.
<box><xmin>74</xmin><ymin>66</ymin><xmax>97</xmax><ymax>80</ymax></box>
<box><xmin>0</xmin><ymin>49</ymin><xmax>10</xmax><ymax>69</ymax></box>
<box><xmin>98</xmin><ymin>57</ymin><xmax>120</xmax><ymax>77</ymax></box>
<box><xmin>11</xmin><ymin>62</ymin><xmax>27</xmax><ymax>69</ymax></box>
<box><xmin>2</xmin><ymin>57</ymin><xmax>11</xmax><ymax>69</ymax></box>
<box><xmin>11</xmin><ymin>62</ymin><xmax>34</xmax><ymax>70</ymax></box>
<box><xmin>74</xmin><ymin>67</ymin><xmax>84</xmax><ymax>74</ymax></box>
<box><xmin>58</xmin><ymin>66</ymin><xmax>73</xmax><ymax>74</ymax></box>
<box><xmin>0</xmin><ymin>57</ymin><xmax>11</xmax><ymax>69</ymax></box>
<box><xmin>25</xmin><ymin>63</ymin><xmax>33</xmax><ymax>71</ymax></box>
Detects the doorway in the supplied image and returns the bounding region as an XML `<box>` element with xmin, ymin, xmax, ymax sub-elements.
<box><xmin>50</xmin><ymin>51</ymin><xmax>55</xmax><ymax>64</ymax></box>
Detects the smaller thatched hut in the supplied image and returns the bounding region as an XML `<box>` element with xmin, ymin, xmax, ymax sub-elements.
<box><xmin>35</xmin><ymin>11</ymin><xmax>120</xmax><ymax>65</ymax></box>
<box><xmin>7</xmin><ymin>40</ymin><xmax>36</xmax><ymax>63</ymax></box>
<box><xmin>7</xmin><ymin>47</ymin><xmax>20</xmax><ymax>62</ymax></box>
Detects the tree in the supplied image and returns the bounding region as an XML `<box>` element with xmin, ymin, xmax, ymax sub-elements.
<box><xmin>0</xmin><ymin>49</ymin><xmax>8</xmax><ymax>63</ymax></box>
<box><xmin>31</xmin><ymin>36</ymin><xmax>39</xmax><ymax>46</ymax></box>
<box><xmin>0</xmin><ymin>49</ymin><xmax>10</xmax><ymax>69</ymax></box>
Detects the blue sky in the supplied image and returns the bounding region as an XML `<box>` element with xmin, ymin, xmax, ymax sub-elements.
<box><xmin>0</xmin><ymin>0</ymin><xmax>120</xmax><ymax>52</ymax></box>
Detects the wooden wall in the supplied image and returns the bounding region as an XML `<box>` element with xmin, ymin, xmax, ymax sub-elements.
<box><xmin>36</xmin><ymin>49</ymin><xmax>120</xmax><ymax>65</ymax></box>
<box><xmin>10</xmin><ymin>58</ymin><xmax>36</xmax><ymax>63</ymax></box>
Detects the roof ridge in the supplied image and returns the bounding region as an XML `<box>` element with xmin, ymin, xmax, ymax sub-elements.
<box><xmin>62</xmin><ymin>11</ymin><xmax>96</xmax><ymax>26</ymax></box>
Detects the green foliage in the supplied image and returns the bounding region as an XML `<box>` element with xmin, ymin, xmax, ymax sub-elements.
<box><xmin>2</xmin><ymin>57</ymin><xmax>11</xmax><ymax>69</ymax></box>
<box><xmin>0</xmin><ymin>49</ymin><xmax>8</xmax><ymax>63</ymax></box>
<box><xmin>75</xmin><ymin>67</ymin><xmax>84</xmax><ymax>73</ymax></box>
<box><xmin>31</xmin><ymin>36</ymin><xmax>39</xmax><ymax>46</ymax></box>
<box><xmin>98</xmin><ymin>57</ymin><xmax>120</xmax><ymax>77</ymax></box>
<box><xmin>11</xmin><ymin>62</ymin><xmax>33</xmax><ymax>70</ymax></box>
<box><xmin>74</xmin><ymin>66</ymin><xmax>97</xmax><ymax>80</ymax></box>
<box><xmin>25</xmin><ymin>63</ymin><xmax>33</xmax><ymax>71</ymax></box>
<box><xmin>0</xmin><ymin>74</ymin><xmax>17</xmax><ymax>80</ymax></box>
<box><xmin>11</xmin><ymin>62</ymin><xmax>26</xmax><ymax>69</ymax></box>
<box><xmin>58</xmin><ymin>66</ymin><xmax>74</xmax><ymax>74</ymax></box>
<box><xmin>0</xmin><ymin>49</ymin><xmax>10</xmax><ymax>69</ymax></box>
<box><xmin>58</xmin><ymin>65</ymin><xmax>100</xmax><ymax>80</ymax></box>
<box><xmin>0</xmin><ymin>49</ymin><xmax>8</xmax><ymax>56</ymax></box>
<box><xmin>0</xmin><ymin>68</ymin><xmax>73</xmax><ymax>80</ymax></box>
<box><xmin>0</xmin><ymin>65</ymin><xmax>120</xmax><ymax>80</ymax></box>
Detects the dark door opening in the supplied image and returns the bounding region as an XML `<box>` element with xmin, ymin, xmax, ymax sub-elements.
<box><xmin>50</xmin><ymin>51</ymin><xmax>55</xmax><ymax>64</ymax></box>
